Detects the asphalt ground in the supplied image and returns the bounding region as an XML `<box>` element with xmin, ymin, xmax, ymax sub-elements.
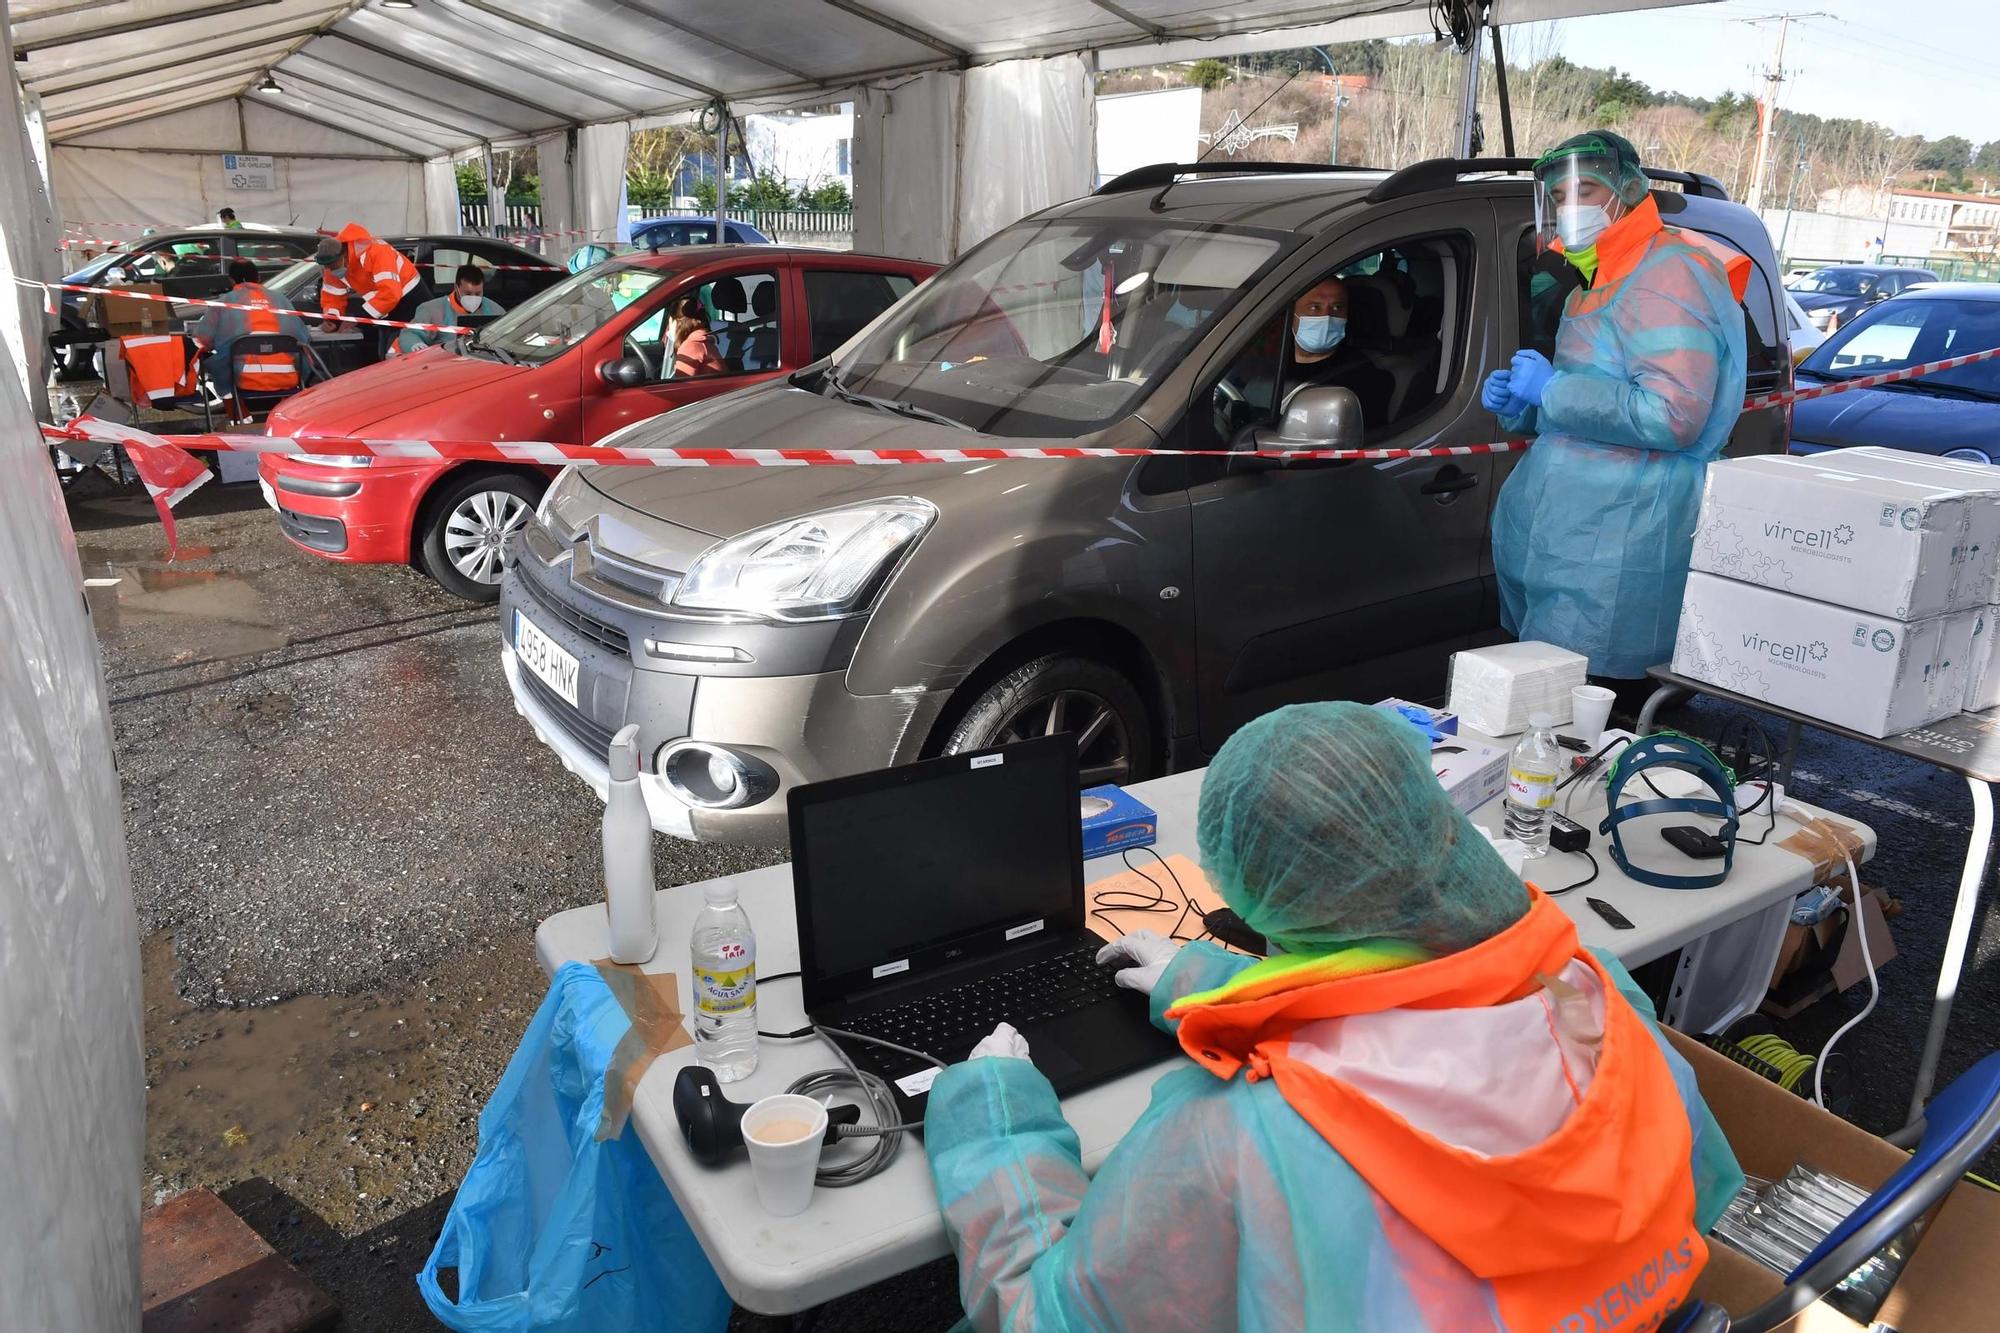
<box><xmin>73</xmin><ymin>472</ymin><xmax>2000</xmax><ymax>1330</ymax></box>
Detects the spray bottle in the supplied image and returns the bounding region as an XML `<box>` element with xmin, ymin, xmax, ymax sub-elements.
<box><xmin>604</xmin><ymin>723</ymin><xmax>658</xmax><ymax>964</ymax></box>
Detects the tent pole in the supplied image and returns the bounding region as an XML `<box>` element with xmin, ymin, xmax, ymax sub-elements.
<box><xmin>714</xmin><ymin>100</ymin><xmax>729</xmax><ymax>246</ymax></box>
<box><xmin>1454</xmin><ymin>4</ymin><xmax>1486</xmax><ymax>158</ymax></box>
<box><xmin>1489</xmin><ymin>21</ymin><xmax>1515</xmax><ymax>157</ymax></box>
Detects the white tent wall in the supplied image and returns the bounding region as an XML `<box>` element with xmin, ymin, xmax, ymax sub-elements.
<box><xmin>0</xmin><ymin>43</ymin><xmax>144</xmax><ymax>1333</ymax></box>
<box><xmin>536</xmin><ymin>132</ymin><xmax>576</xmax><ymax>241</ymax></box>
<box><xmin>50</xmin><ymin>99</ymin><xmax>427</xmax><ymax>235</ymax></box>
<box><xmin>853</xmin><ymin>55</ymin><xmax>1093</xmax><ymax>264</ymax></box>
<box><xmin>853</xmin><ymin>72</ymin><xmax>961</xmax><ymax>265</ymax></box>
<box><xmin>577</xmin><ymin>122</ymin><xmax>633</xmax><ymax>247</ymax></box>
<box><xmin>4</xmin><ymin>62</ymin><xmax>63</xmax><ymax>415</ymax></box>
<box><xmin>424</xmin><ymin>157</ymin><xmax>462</xmax><ymax>234</ymax></box>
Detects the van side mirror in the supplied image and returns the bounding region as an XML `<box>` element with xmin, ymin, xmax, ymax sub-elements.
<box><xmin>599</xmin><ymin>355</ymin><xmax>648</xmax><ymax>387</ymax></box>
<box><xmin>1252</xmin><ymin>384</ymin><xmax>1365</xmax><ymax>454</ymax></box>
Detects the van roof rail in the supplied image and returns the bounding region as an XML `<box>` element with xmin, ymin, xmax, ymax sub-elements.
<box><xmin>1365</xmin><ymin>157</ymin><xmax>1730</xmax><ymax>204</ymax></box>
<box><xmin>1093</xmin><ymin>161</ymin><xmax>1378</xmax><ymax>196</ymax></box>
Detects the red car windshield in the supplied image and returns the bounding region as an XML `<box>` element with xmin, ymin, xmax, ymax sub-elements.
<box><xmin>472</xmin><ymin>264</ymin><xmax>670</xmax><ymax>365</ymax></box>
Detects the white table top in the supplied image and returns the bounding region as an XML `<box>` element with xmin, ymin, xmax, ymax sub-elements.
<box><xmin>533</xmin><ymin>730</ymin><xmax>1873</xmax><ymax>1315</ymax></box>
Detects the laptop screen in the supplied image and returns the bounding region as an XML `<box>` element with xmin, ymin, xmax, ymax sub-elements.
<box><xmin>791</xmin><ymin>736</ymin><xmax>1083</xmax><ymax>1006</ymax></box>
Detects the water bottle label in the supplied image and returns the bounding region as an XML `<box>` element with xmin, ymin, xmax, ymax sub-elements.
<box><xmin>1507</xmin><ymin>768</ymin><xmax>1556</xmax><ymax>809</ymax></box>
<box><xmin>694</xmin><ymin>955</ymin><xmax>756</xmax><ymax>1016</ymax></box>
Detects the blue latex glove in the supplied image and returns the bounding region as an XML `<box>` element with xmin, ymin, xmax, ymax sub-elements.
<box><xmin>1508</xmin><ymin>349</ymin><xmax>1555</xmax><ymax>407</ymax></box>
<box><xmin>1480</xmin><ymin>367</ymin><xmax>1516</xmax><ymax>413</ymax></box>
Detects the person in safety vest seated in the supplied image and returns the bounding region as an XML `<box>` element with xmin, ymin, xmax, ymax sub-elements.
<box><xmin>927</xmin><ymin>700</ymin><xmax>1745</xmax><ymax>1332</ymax></box>
<box><xmin>315</xmin><ymin>223</ymin><xmax>427</xmax><ymax>358</ymax></box>
<box><xmin>188</xmin><ymin>259</ymin><xmax>313</xmax><ymax>404</ymax></box>
<box><xmin>395</xmin><ymin>265</ymin><xmax>506</xmax><ymax>356</ymax></box>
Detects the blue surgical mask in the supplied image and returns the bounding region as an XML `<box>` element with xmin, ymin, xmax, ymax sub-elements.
<box><xmin>1295</xmin><ymin>314</ymin><xmax>1347</xmax><ymax>354</ymax></box>
<box><xmin>1557</xmin><ymin>204</ymin><xmax>1613</xmax><ymax>251</ymax></box>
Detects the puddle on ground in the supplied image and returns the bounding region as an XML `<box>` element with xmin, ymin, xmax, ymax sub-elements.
<box><xmin>79</xmin><ymin>544</ymin><xmax>291</xmax><ymax>661</ymax></box>
<box><xmin>143</xmin><ymin>931</ymin><xmax>545</xmax><ymax>1234</ymax></box>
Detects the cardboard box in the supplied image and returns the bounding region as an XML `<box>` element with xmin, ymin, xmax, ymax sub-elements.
<box><xmin>1676</xmin><ymin>1027</ymin><xmax>2000</xmax><ymax>1330</ymax></box>
<box><xmin>95</xmin><ymin>284</ymin><xmax>174</xmax><ymax>337</ymax></box>
<box><xmin>1432</xmin><ymin>736</ymin><xmax>1507</xmax><ymax>815</ymax></box>
<box><xmin>1673</xmin><ymin>572</ymin><xmax>1962</xmax><ymax>737</ymax></box>
<box><xmin>1961</xmin><ymin>605</ymin><xmax>2000</xmax><ymax>712</ymax></box>
<box><xmin>1079</xmin><ymin>784</ymin><xmax>1156</xmax><ymax>860</ymax></box>
<box><xmin>1764</xmin><ymin>885</ymin><xmax>1898</xmax><ymax>1019</ymax></box>
<box><xmin>1825</xmin><ymin>447</ymin><xmax>2000</xmax><ymax>606</ymax></box>
<box><xmin>1692</xmin><ymin>455</ymin><xmax>1980</xmax><ymax>619</ymax></box>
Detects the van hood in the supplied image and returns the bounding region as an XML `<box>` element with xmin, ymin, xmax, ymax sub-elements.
<box><xmin>271</xmin><ymin>350</ymin><xmax>529</xmax><ymax>436</ymax></box>
<box><xmin>580</xmin><ymin>378</ymin><xmax>1143</xmax><ymax>538</ymax></box>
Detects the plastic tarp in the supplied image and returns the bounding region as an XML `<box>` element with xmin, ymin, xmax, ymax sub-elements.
<box><xmin>1</xmin><ymin>42</ymin><xmax>145</xmax><ymax>1333</ymax></box>
<box><xmin>425</xmin><ymin>157</ymin><xmax>461</xmax><ymax>234</ymax></box>
<box><xmin>854</xmin><ymin>55</ymin><xmax>1093</xmax><ymax>263</ymax></box>
<box><xmin>2</xmin><ymin>74</ymin><xmax>61</xmax><ymax>412</ymax></box>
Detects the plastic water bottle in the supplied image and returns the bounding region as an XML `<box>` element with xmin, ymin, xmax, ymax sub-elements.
<box><xmin>1504</xmin><ymin>712</ymin><xmax>1563</xmax><ymax>857</ymax></box>
<box><xmin>603</xmin><ymin>724</ymin><xmax>658</xmax><ymax>965</ymax></box>
<box><xmin>690</xmin><ymin>881</ymin><xmax>758</xmax><ymax>1082</ymax></box>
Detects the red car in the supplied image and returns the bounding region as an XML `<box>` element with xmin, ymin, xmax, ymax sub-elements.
<box><xmin>261</xmin><ymin>247</ymin><xmax>935</xmax><ymax>599</ymax></box>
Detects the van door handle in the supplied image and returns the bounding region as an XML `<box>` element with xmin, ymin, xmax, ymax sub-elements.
<box><xmin>1420</xmin><ymin>464</ymin><xmax>1479</xmax><ymax>496</ymax></box>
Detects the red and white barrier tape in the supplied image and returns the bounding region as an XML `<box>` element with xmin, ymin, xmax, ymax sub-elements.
<box><xmin>1747</xmin><ymin>343</ymin><xmax>2000</xmax><ymax>410</ymax></box>
<box><xmin>22</xmin><ymin>279</ymin><xmax>475</xmax><ymax>335</ymax></box>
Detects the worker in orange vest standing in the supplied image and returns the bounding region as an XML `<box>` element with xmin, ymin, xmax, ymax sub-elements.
<box><xmin>315</xmin><ymin>223</ymin><xmax>426</xmax><ymax>357</ymax></box>
<box><xmin>190</xmin><ymin>258</ymin><xmax>313</xmax><ymax>405</ymax></box>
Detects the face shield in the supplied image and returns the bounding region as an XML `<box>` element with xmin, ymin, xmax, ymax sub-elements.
<box><xmin>1533</xmin><ymin>137</ymin><xmax>1648</xmax><ymax>253</ymax></box>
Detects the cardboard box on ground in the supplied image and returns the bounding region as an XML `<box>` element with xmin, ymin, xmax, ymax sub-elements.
<box><xmin>1764</xmin><ymin>883</ymin><xmax>1900</xmax><ymax>1020</ymax></box>
<box><xmin>1676</xmin><ymin>1028</ymin><xmax>2000</xmax><ymax>1330</ymax></box>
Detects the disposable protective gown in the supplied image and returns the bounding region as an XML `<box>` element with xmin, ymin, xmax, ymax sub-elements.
<box><xmin>924</xmin><ymin>923</ymin><xmax>1743</xmax><ymax>1332</ymax></box>
<box><xmin>1492</xmin><ymin>200</ymin><xmax>1749</xmax><ymax>678</ymax></box>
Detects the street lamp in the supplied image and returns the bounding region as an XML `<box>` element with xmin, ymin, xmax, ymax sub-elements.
<box><xmin>1310</xmin><ymin>47</ymin><xmax>1352</xmax><ymax>165</ymax></box>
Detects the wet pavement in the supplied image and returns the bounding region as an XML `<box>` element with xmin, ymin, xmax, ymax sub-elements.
<box><xmin>75</xmin><ymin>474</ymin><xmax>2000</xmax><ymax>1330</ymax></box>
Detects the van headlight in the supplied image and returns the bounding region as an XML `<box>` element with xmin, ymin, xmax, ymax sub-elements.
<box><xmin>672</xmin><ymin>498</ymin><xmax>937</xmax><ymax>621</ymax></box>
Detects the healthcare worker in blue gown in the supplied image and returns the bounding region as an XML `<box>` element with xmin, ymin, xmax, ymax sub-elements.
<box><xmin>1485</xmin><ymin>131</ymin><xmax>1749</xmax><ymax>682</ymax></box>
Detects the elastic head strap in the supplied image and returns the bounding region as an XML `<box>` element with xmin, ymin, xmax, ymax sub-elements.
<box><xmin>1599</xmin><ymin>735</ymin><xmax>1740</xmax><ymax>891</ymax></box>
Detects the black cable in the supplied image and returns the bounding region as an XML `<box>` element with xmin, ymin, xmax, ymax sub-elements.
<box><xmin>1087</xmin><ymin>845</ymin><xmax>1204</xmax><ymax>942</ymax></box>
<box><xmin>1545</xmin><ymin>848</ymin><xmax>1599</xmax><ymax>896</ymax></box>
<box><xmin>757</xmin><ymin>970</ymin><xmax>800</xmax><ymax>984</ymax></box>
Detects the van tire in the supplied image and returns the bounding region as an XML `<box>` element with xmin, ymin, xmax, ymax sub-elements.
<box><xmin>942</xmin><ymin>654</ymin><xmax>1155</xmax><ymax>788</ymax></box>
<box><xmin>419</xmin><ymin>469</ymin><xmax>543</xmax><ymax>602</ymax></box>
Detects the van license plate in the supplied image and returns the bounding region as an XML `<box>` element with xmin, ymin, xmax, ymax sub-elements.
<box><xmin>515</xmin><ymin>611</ymin><xmax>580</xmax><ymax>707</ymax></box>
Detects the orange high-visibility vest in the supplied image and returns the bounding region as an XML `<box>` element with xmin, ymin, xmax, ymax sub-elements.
<box><xmin>119</xmin><ymin>334</ymin><xmax>199</xmax><ymax>405</ymax></box>
<box><xmin>227</xmin><ymin>283</ymin><xmax>301</xmax><ymax>391</ymax></box>
<box><xmin>321</xmin><ymin>223</ymin><xmax>420</xmax><ymax>321</ymax></box>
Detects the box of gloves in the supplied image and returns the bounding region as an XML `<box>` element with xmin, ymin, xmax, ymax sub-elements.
<box><xmin>1690</xmin><ymin>454</ymin><xmax>1988</xmax><ymax>620</ymax></box>
<box><xmin>1672</xmin><ymin>572</ymin><xmax>1977</xmax><ymax>737</ymax></box>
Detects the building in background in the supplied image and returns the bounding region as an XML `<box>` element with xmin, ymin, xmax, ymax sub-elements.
<box><xmin>742</xmin><ymin>105</ymin><xmax>853</xmax><ymax>199</ymax></box>
<box><xmin>1095</xmin><ymin>86</ymin><xmax>1202</xmax><ymax>186</ymax></box>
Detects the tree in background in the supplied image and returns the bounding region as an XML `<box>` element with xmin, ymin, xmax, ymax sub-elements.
<box><xmin>1975</xmin><ymin>141</ymin><xmax>2000</xmax><ymax>181</ymax></box>
<box><xmin>1914</xmin><ymin>134</ymin><xmax>1973</xmax><ymax>184</ymax></box>
<box><xmin>689</xmin><ymin>171</ymin><xmax>800</xmax><ymax>212</ymax></box>
<box><xmin>454</xmin><ymin>161</ymin><xmax>486</xmax><ymax>203</ymax></box>
<box><xmin>1188</xmin><ymin>58</ymin><xmax>1232</xmax><ymax>91</ymax></box>
<box><xmin>626</xmin><ymin>168</ymin><xmax>678</xmax><ymax>212</ymax></box>
<box><xmin>800</xmin><ymin>179</ymin><xmax>852</xmax><ymax>211</ymax></box>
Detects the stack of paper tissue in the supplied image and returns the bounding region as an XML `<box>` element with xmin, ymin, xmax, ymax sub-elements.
<box><xmin>1447</xmin><ymin>642</ymin><xmax>1589</xmax><ymax>735</ymax></box>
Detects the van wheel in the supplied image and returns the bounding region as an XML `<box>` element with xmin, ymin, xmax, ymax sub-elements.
<box><xmin>943</xmin><ymin>655</ymin><xmax>1154</xmax><ymax>787</ymax></box>
<box><xmin>420</xmin><ymin>470</ymin><xmax>541</xmax><ymax>602</ymax></box>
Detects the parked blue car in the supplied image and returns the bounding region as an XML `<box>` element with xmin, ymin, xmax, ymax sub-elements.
<box><xmin>1789</xmin><ymin>283</ymin><xmax>2000</xmax><ymax>463</ymax></box>
<box><xmin>630</xmin><ymin>215</ymin><xmax>772</xmax><ymax>250</ymax></box>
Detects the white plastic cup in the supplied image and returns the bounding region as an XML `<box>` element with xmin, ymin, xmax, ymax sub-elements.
<box><xmin>742</xmin><ymin>1093</ymin><xmax>827</xmax><ymax>1217</ymax></box>
<box><xmin>1570</xmin><ymin>685</ymin><xmax>1616</xmax><ymax>746</ymax></box>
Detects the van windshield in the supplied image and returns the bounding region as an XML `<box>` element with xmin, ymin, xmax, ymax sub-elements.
<box><xmin>828</xmin><ymin>217</ymin><xmax>1289</xmax><ymax>437</ymax></box>
<box><xmin>1788</xmin><ymin>269</ymin><xmax>1875</xmax><ymax>297</ymax></box>
<box><xmin>471</xmin><ymin>264</ymin><xmax>670</xmax><ymax>364</ymax></box>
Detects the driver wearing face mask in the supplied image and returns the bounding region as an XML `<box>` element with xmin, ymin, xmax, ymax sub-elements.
<box><xmin>396</xmin><ymin>265</ymin><xmax>507</xmax><ymax>356</ymax></box>
<box><xmin>1284</xmin><ymin>276</ymin><xmax>1392</xmax><ymax>425</ymax></box>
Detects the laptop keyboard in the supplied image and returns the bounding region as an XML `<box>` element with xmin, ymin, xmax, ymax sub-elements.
<box><xmin>839</xmin><ymin>942</ymin><xmax>1124</xmax><ymax>1068</ymax></box>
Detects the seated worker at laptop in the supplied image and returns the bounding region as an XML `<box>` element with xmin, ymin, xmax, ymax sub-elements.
<box><xmin>924</xmin><ymin>701</ymin><xmax>1744</xmax><ymax>1332</ymax></box>
<box><xmin>188</xmin><ymin>259</ymin><xmax>312</xmax><ymax>400</ymax></box>
<box><xmin>396</xmin><ymin>265</ymin><xmax>505</xmax><ymax>355</ymax></box>
<box><xmin>1284</xmin><ymin>275</ymin><xmax>1393</xmax><ymax>425</ymax></box>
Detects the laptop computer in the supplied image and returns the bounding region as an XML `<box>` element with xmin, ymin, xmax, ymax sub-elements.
<box><xmin>788</xmin><ymin>735</ymin><xmax>1178</xmax><ymax>1120</ymax></box>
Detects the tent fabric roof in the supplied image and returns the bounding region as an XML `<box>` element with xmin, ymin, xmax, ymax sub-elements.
<box><xmin>14</xmin><ymin>0</ymin><xmax>1707</xmax><ymax>156</ymax></box>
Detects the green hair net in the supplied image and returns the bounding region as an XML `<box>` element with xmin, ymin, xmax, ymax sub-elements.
<box><xmin>1536</xmin><ymin>129</ymin><xmax>1650</xmax><ymax>208</ymax></box>
<box><xmin>1196</xmin><ymin>701</ymin><xmax>1530</xmax><ymax>955</ymax></box>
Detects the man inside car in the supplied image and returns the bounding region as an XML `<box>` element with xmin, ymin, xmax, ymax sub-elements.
<box><xmin>1284</xmin><ymin>276</ymin><xmax>1392</xmax><ymax>424</ymax></box>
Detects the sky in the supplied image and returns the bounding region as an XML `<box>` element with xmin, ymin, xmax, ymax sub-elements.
<box><xmin>1544</xmin><ymin>0</ymin><xmax>2000</xmax><ymax>142</ymax></box>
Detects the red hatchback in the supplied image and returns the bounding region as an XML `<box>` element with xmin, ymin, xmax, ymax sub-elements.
<box><xmin>261</xmin><ymin>247</ymin><xmax>934</xmax><ymax>599</ymax></box>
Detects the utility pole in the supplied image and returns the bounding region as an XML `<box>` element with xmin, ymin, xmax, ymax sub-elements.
<box><xmin>1738</xmin><ymin>11</ymin><xmax>1829</xmax><ymax>214</ymax></box>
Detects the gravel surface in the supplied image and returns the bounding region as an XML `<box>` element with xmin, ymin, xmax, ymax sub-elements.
<box><xmin>77</xmin><ymin>476</ymin><xmax>2000</xmax><ymax>1331</ymax></box>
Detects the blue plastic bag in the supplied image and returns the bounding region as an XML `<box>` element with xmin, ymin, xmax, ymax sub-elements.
<box><xmin>419</xmin><ymin>962</ymin><xmax>731</xmax><ymax>1332</ymax></box>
